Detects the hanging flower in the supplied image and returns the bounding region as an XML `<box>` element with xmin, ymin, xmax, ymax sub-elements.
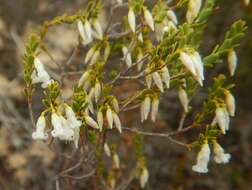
<box><xmin>122</xmin><ymin>46</ymin><xmax>132</xmax><ymax>67</ymax></box>
<box><xmin>140</xmin><ymin>167</ymin><xmax>149</xmax><ymax>188</ymax></box>
<box><xmin>32</xmin><ymin>114</ymin><xmax>48</xmax><ymax>140</ymax></box>
<box><xmin>106</xmin><ymin>107</ymin><xmax>114</xmax><ymax>129</ymax></box>
<box><xmin>225</xmin><ymin>90</ymin><xmax>236</xmax><ymax>117</ymax></box>
<box><xmin>178</xmin><ymin>87</ymin><xmax>189</xmax><ymax>113</ymax></box>
<box><xmin>152</xmin><ymin>72</ymin><xmax>164</xmax><ymax>92</ymax></box>
<box><xmin>104</xmin><ymin>143</ymin><xmax>111</xmax><ymax>157</ymax></box>
<box><xmin>213</xmin><ymin>141</ymin><xmax>231</xmax><ymax>164</ymax></box>
<box><xmin>167</xmin><ymin>10</ymin><xmax>178</xmax><ymax>25</ymax></box>
<box><xmin>215</xmin><ymin>107</ymin><xmax>230</xmax><ymax>134</ymax></box>
<box><xmin>179</xmin><ymin>51</ymin><xmax>197</xmax><ymax>76</ymax></box>
<box><xmin>151</xmin><ymin>96</ymin><xmax>159</xmax><ymax>122</ymax></box>
<box><xmin>192</xmin><ymin>142</ymin><xmax>210</xmax><ymax>173</ymax></box>
<box><xmin>128</xmin><ymin>8</ymin><xmax>136</xmax><ymax>32</ymax></box>
<box><xmin>143</xmin><ymin>7</ymin><xmax>155</xmax><ymax>31</ymax></box>
<box><xmin>186</xmin><ymin>0</ymin><xmax>202</xmax><ymax>23</ymax></box>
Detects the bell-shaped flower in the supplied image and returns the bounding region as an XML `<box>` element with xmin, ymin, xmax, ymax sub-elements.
<box><xmin>213</xmin><ymin>141</ymin><xmax>231</xmax><ymax>164</ymax></box>
<box><xmin>78</xmin><ymin>70</ymin><xmax>90</xmax><ymax>87</ymax></box>
<box><xmin>192</xmin><ymin>142</ymin><xmax>210</xmax><ymax>173</ymax></box>
<box><xmin>32</xmin><ymin>58</ymin><xmax>53</xmax><ymax>88</ymax></box>
<box><xmin>141</xmin><ymin>96</ymin><xmax>151</xmax><ymax>122</ymax></box>
<box><xmin>145</xmin><ymin>68</ymin><xmax>152</xmax><ymax>88</ymax></box>
<box><xmin>32</xmin><ymin>114</ymin><xmax>48</xmax><ymax>140</ymax></box>
<box><xmin>179</xmin><ymin>52</ymin><xmax>197</xmax><ymax>76</ymax></box>
<box><xmin>65</xmin><ymin>105</ymin><xmax>82</xmax><ymax>129</ymax></box>
<box><xmin>215</xmin><ymin>107</ymin><xmax>230</xmax><ymax>134</ymax></box>
<box><xmin>84</xmin><ymin>20</ymin><xmax>93</xmax><ymax>42</ymax></box>
<box><xmin>227</xmin><ymin>49</ymin><xmax>237</xmax><ymax>76</ymax></box>
<box><xmin>85</xmin><ymin>46</ymin><xmax>96</xmax><ymax>64</ymax></box>
<box><xmin>112</xmin><ymin>98</ymin><xmax>120</xmax><ymax>113</ymax></box>
<box><xmin>143</xmin><ymin>7</ymin><xmax>155</xmax><ymax>31</ymax></box>
<box><xmin>90</xmin><ymin>49</ymin><xmax>100</xmax><ymax>65</ymax></box>
<box><xmin>128</xmin><ymin>8</ymin><xmax>136</xmax><ymax>32</ymax></box>
<box><xmin>122</xmin><ymin>46</ymin><xmax>132</xmax><ymax>67</ymax></box>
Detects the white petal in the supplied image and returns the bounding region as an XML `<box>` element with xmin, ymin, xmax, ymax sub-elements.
<box><xmin>94</xmin><ymin>81</ymin><xmax>101</xmax><ymax>103</ymax></box>
<box><xmin>178</xmin><ymin>88</ymin><xmax>189</xmax><ymax>113</ymax></box>
<box><xmin>180</xmin><ymin>52</ymin><xmax>197</xmax><ymax>76</ymax></box>
<box><xmin>225</xmin><ymin>91</ymin><xmax>236</xmax><ymax>117</ymax></box>
<box><xmin>97</xmin><ymin>110</ymin><xmax>104</xmax><ymax>131</ymax></box>
<box><xmin>106</xmin><ymin>108</ymin><xmax>114</xmax><ymax>129</ymax></box>
<box><xmin>85</xmin><ymin>46</ymin><xmax>96</xmax><ymax>64</ymax></box>
<box><xmin>143</xmin><ymin>96</ymin><xmax>151</xmax><ymax>120</ymax></box>
<box><xmin>143</xmin><ymin>7</ymin><xmax>155</xmax><ymax>31</ymax></box>
<box><xmin>85</xmin><ymin>115</ymin><xmax>99</xmax><ymax>129</ymax></box>
<box><xmin>112</xmin><ymin>112</ymin><xmax>122</xmax><ymax>133</ymax></box>
<box><xmin>167</xmin><ymin>10</ymin><xmax>178</xmax><ymax>25</ymax></box>
<box><xmin>151</xmin><ymin>97</ymin><xmax>159</xmax><ymax>122</ymax></box>
<box><xmin>228</xmin><ymin>50</ymin><xmax>237</xmax><ymax>76</ymax></box>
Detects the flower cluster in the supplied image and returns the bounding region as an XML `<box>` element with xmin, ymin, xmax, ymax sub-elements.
<box><xmin>192</xmin><ymin>141</ymin><xmax>231</xmax><ymax>173</ymax></box>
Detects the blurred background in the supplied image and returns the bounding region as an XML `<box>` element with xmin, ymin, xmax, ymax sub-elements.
<box><xmin>0</xmin><ymin>0</ymin><xmax>251</xmax><ymax>189</ymax></box>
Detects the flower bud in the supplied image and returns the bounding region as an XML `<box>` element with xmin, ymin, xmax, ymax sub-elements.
<box><xmin>140</xmin><ymin>167</ymin><xmax>149</xmax><ymax>188</ymax></box>
<box><xmin>152</xmin><ymin>72</ymin><xmax>164</xmax><ymax>92</ymax></box>
<box><xmin>225</xmin><ymin>91</ymin><xmax>236</xmax><ymax>117</ymax></box>
<box><xmin>93</xmin><ymin>19</ymin><xmax>103</xmax><ymax>40</ymax></box>
<box><xmin>85</xmin><ymin>46</ymin><xmax>96</xmax><ymax>64</ymax></box>
<box><xmin>94</xmin><ymin>81</ymin><xmax>101</xmax><ymax>103</ymax></box>
<box><xmin>227</xmin><ymin>49</ymin><xmax>237</xmax><ymax>76</ymax></box>
<box><xmin>167</xmin><ymin>10</ymin><xmax>178</xmax><ymax>25</ymax></box>
<box><xmin>113</xmin><ymin>153</ymin><xmax>120</xmax><ymax>169</ymax></box>
<box><xmin>112</xmin><ymin>112</ymin><xmax>122</xmax><ymax>133</ymax></box>
<box><xmin>151</xmin><ymin>96</ymin><xmax>159</xmax><ymax>122</ymax></box>
<box><xmin>128</xmin><ymin>8</ymin><xmax>136</xmax><ymax>32</ymax></box>
<box><xmin>104</xmin><ymin>143</ymin><xmax>111</xmax><ymax>157</ymax></box>
<box><xmin>85</xmin><ymin>115</ymin><xmax>99</xmax><ymax>129</ymax></box>
<box><xmin>106</xmin><ymin>107</ymin><xmax>114</xmax><ymax>129</ymax></box>
<box><xmin>178</xmin><ymin>88</ymin><xmax>189</xmax><ymax>113</ymax></box>
<box><xmin>90</xmin><ymin>50</ymin><xmax>100</xmax><ymax>65</ymax></box>
<box><xmin>143</xmin><ymin>96</ymin><xmax>151</xmax><ymax>121</ymax></box>
<box><xmin>122</xmin><ymin>46</ymin><xmax>132</xmax><ymax>67</ymax></box>
<box><xmin>215</xmin><ymin>107</ymin><xmax>229</xmax><ymax>134</ymax></box>
<box><xmin>97</xmin><ymin>110</ymin><xmax>104</xmax><ymax>131</ymax></box>
<box><xmin>143</xmin><ymin>7</ymin><xmax>155</xmax><ymax>31</ymax></box>
<box><xmin>186</xmin><ymin>0</ymin><xmax>202</xmax><ymax>23</ymax></box>
<box><xmin>161</xmin><ymin>66</ymin><xmax>170</xmax><ymax>89</ymax></box>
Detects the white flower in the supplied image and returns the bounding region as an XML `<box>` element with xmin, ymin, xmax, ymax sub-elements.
<box><xmin>179</xmin><ymin>52</ymin><xmax>197</xmax><ymax>76</ymax></box>
<box><xmin>65</xmin><ymin>105</ymin><xmax>81</xmax><ymax>129</ymax></box>
<box><xmin>161</xmin><ymin>66</ymin><xmax>170</xmax><ymax>89</ymax></box>
<box><xmin>84</xmin><ymin>20</ymin><xmax>93</xmax><ymax>42</ymax></box>
<box><xmin>227</xmin><ymin>49</ymin><xmax>237</xmax><ymax>76</ymax></box>
<box><xmin>32</xmin><ymin>114</ymin><xmax>48</xmax><ymax>140</ymax></box>
<box><xmin>104</xmin><ymin>143</ymin><xmax>111</xmax><ymax>157</ymax></box>
<box><xmin>85</xmin><ymin>115</ymin><xmax>99</xmax><ymax>129</ymax></box>
<box><xmin>152</xmin><ymin>72</ymin><xmax>164</xmax><ymax>92</ymax></box>
<box><xmin>112</xmin><ymin>112</ymin><xmax>122</xmax><ymax>133</ymax></box>
<box><xmin>178</xmin><ymin>88</ymin><xmax>189</xmax><ymax>113</ymax></box>
<box><xmin>122</xmin><ymin>46</ymin><xmax>132</xmax><ymax>67</ymax></box>
<box><xmin>106</xmin><ymin>107</ymin><xmax>114</xmax><ymax>129</ymax></box>
<box><xmin>78</xmin><ymin>71</ymin><xmax>90</xmax><ymax>87</ymax></box>
<box><xmin>151</xmin><ymin>96</ymin><xmax>159</xmax><ymax>122</ymax></box>
<box><xmin>128</xmin><ymin>8</ymin><xmax>136</xmax><ymax>32</ymax></box>
<box><xmin>85</xmin><ymin>46</ymin><xmax>96</xmax><ymax>64</ymax></box>
<box><xmin>90</xmin><ymin>50</ymin><xmax>100</xmax><ymax>65</ymax></box>
<box><xmin>167</xmin><ymin>10</ymin><xmax>178</xmax><ymax>25</ymax></box>
<box><xmin>186</xmin><ymin>0</ymin><xmax>202</xmax><ymax>23</ymax></box>
<box><xmin>92</xmin><ymin>19</ymin><xmax>103</xmax><ymax>40</ymax></box>
<box><xmin>112</xmin><ymin>98</ymin><xmax>120</xmax><ymax>113</ymax></box>
<box><xmin>140</xmin><ymin>167</ymin><xmax>149</xmax><ymax>188</ymax></box>
<box><xmin>113</xmin><ymin>153</ymin><xmax>120</xmax><ymax>169</ymax></box>
<box><xmin>143</xmin><ymin>7</ymin><xmax>155</xmax><ymax>31</ymax></box>
<box><xmin>215</xmin><ymin>107</ymin><xmax>230</xmax><ymax>134</ymax></box>
<box><xmin>32</xmin><ymin>58</ymin><xmax>53</xmax><ymax>88</ymax></box>
<box><xmin>225</xmin><ymin>91</ymin><xmax>236</xmax><ymax>117</ymax></box>
<box><xmin>94</xmin><ymin>81</ymin><xmax>101</xmax><ymax>103</ymax></box>
<box><xmin>213</xmin><ymin>141</ymin><xmax>231</xmax><ymax>164</ymax></box>
<box><xmin>145</xmin><ymin>68</ymin><xmax>152</xmax><ymax>88</ymax></box>
<box><xmin>192</xmin><ymin>142</ymin><xmax>210</xmax><ymax>173</ymax></box>
<box><xmin>77</xmin><ymin>20</ymin><xmax>86</xmax><ymax>42</ymax></box>
<box><xmin>191</xmin><ymin>51</ymin><xmax>204</xmax><ymax>82</ymax></box>
<box><xmin>141</xmin><ymin>96</ymin><xmax>151</xmax><ymax>122</ymax></box>
<box><xmin>97</xmin><ymin>110</ymin><xmax>104</xmax><ymax>131</ymax></box>
<box><xmin>88</xmin><ymin>87</ymin><xmax>95</xmax><ymax>102</ymax></box>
